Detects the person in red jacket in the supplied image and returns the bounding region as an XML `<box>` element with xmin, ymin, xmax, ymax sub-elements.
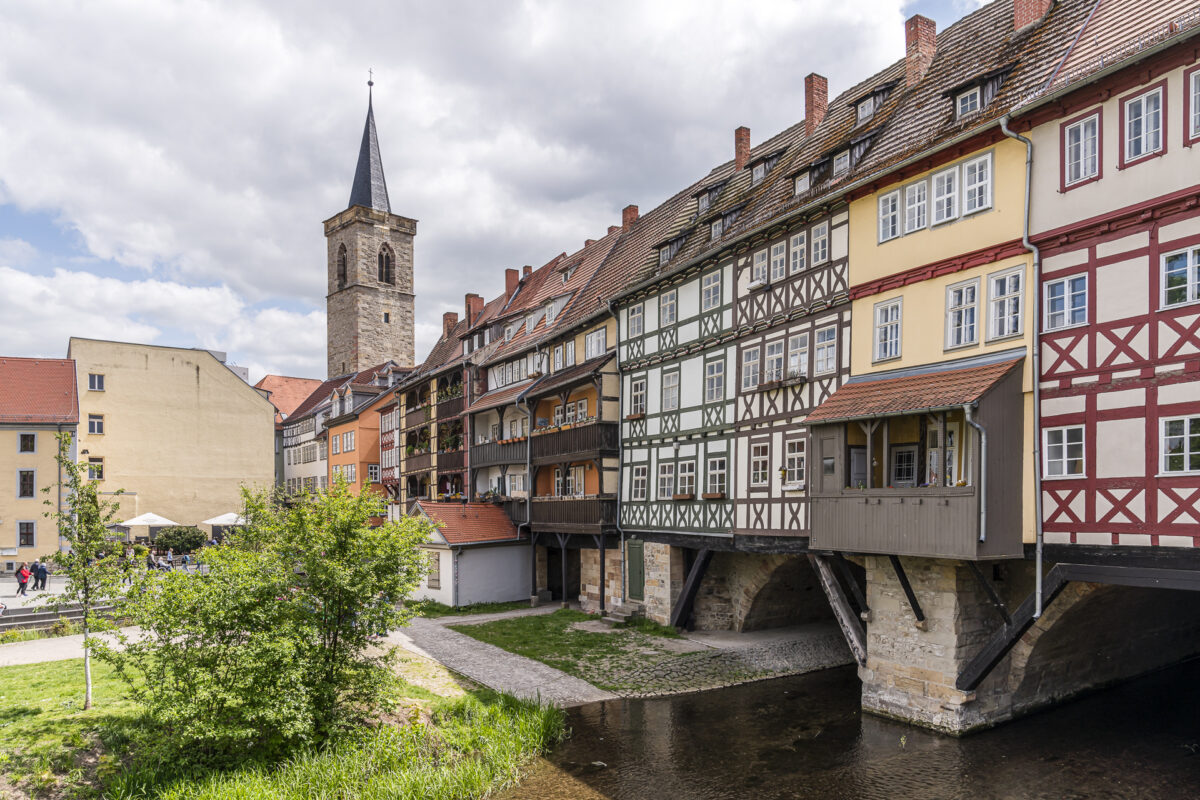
<box><xmin>15</xmin><ymin>562</ymin><xmax>31</xmax><ymax>596</ymax></box>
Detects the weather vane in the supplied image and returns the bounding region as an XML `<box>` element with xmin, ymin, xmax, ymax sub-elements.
<box><xmin>368</xmin><ymin>68</ymin><xmax>374</xmax><ymax>88</ymax></box>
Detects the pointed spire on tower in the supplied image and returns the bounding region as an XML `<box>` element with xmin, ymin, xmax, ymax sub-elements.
<box><xmin>348</xmin><ymin>74</ymin><xmax>391</xmax><ymax>213</ymax></box>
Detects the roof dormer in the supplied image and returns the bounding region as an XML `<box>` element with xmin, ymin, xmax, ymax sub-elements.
<box><xmin>946</xmin><ymin>65</ymin><xmax>1014</xmax><ymax>121</ymax></box>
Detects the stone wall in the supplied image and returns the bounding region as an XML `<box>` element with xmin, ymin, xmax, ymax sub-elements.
<box><xmin>692</xmin><ymin>553</ymin><xmax>834</xmax><ymax>632</ymax></box>
<box><xmin>579</xmin><ymin>547</ymin><xmax>623</xmax><ymax>613</ymax></box>
<box><xmin>641</xmin><ymin>542</ymin><xmax>684</xmax><ymax>624</ymax></box>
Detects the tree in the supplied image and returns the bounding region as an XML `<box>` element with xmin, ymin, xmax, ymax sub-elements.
<box><xmin>153</xmin><ymin>525</ymin><xmax>206</xmax><ymax>553</ymax></box>
<box><xmin>43</xmin><ymin>432</ymin><xmax>126</xmax><ymax>710</ymax></box>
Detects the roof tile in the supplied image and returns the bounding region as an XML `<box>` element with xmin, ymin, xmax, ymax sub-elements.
<box><xmin>413</xmin><ymin>500</ymin><xmax>521</xmax><ymax>545</ymax></box>
<box><xmin>0</xmin><ymin>357</ymin><xmax>79</xmax><ymax>425</ymax></box>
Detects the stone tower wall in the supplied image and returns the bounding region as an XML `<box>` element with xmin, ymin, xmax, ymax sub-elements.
<box><xmin>324</xmin><ymin>205</ymin><xmax>416</xmax><ymax>377</ymax></box>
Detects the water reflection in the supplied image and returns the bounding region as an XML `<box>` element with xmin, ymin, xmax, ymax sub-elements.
<box><xmin>507</xmin><ymin>661</ymin><xmax>1200</xmax><ymax>800</ymax></box>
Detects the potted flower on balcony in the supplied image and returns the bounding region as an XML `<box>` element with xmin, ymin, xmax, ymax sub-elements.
<box><xmin>672</xmin><ymin>492</ymin><xmax>695</xmax><ymax>501</ymax></box>
<box><xmin>701</xmin><ymin>491</ymin><xmax>725</xmax><ymax>500</ymax></box>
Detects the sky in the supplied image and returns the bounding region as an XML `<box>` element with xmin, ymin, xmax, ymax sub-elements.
<box><xmin>0</xmin><ymin>0</ymin><xmax>988</xmax><ymax>383</ymax></box>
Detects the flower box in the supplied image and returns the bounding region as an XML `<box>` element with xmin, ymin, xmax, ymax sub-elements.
<box><xmin>672</xmin><ymin>493</ymin><xmax>695</xmax><ymax>501</ymax></box>
<box><xmin>625</xmin><ymin>413</ymin><xmax>645</xmax><ymax>421</ymax></box>
<box><xmin>701</xmin><ymin>492</ymin><xmax>725</xmax><ymax>500</ymax></box>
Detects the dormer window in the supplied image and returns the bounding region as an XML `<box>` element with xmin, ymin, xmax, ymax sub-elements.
<box><xmin>698</xmin><ymin>192</ymin><xmax>711</xmax><ymax>214</ymax></box>
<box><xmin>794</xmin><ymin>172</ymin><xmax>810</xmax><ymax>196</ymax></box>
<box><xmin>752</xmin><ymin>162</ymin><xmax>766</xmax><ymax>184</ymax></box>
<box><xmin>658</xmin><ymin>235</ymin><xmax>685</xmax><ymax>267</ymax></box>
<box><xmin>956</xmin><ymin>87</ymin><xmax>981</xmax><ymax>119</ymax></box>
<box><xmin>561</xmin><ymin>264</ymin><xmax>577</xmax><ymax>284</ymax></box>
<box><xmin>546</xmin><ymin>302</ymin><xmax>556</xmax><ymax>324</ymax></box>
<box><xmin>505</xmin><ymin>325</ymin><xmax>514</xmax><ymax>342</ymax></box>
<box><xmin>526</xmin><ymin>314</ymin><xmax>536</xmax><ymax>334</ymax></box>
<box><xmin>856</xmin><ymin>96</ymin><xmax>875</xmax><ymax>125</ymax></box>
<box><xmin>833</xmin><ymin>151</ymin><xmax>850</xmax><ymax>177</ymax></box>
<box><xmin>711</xmin><ymin>218</ymin><xmax>723</xmax><ymax>240</ymax></box>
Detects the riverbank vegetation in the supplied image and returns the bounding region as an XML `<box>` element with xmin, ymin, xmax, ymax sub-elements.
<box><xmin>417</xmin><ymin>599</ymin><xmax>531</xmax><ymax>618</ymax></box>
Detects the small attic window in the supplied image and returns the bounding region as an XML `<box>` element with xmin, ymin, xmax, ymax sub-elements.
<box><xmin>546</xmin><ymin>302</ymin><xmax>556</xmax><ymax>323</ymax></box>
<box><xmin>752</xmin><ymin>162</ymin><xmax>766</xmax><ymax>184</ymax></box>
<box><xmin>794</xmin><ymin>172</ymin><xmax>810</xmax><ymax>196</ymax></box>
<box><xmin>856</xmin><ymin>96</ymin><xmax>875</xmax><ymax>125</ymax></box>
<box><xmin>711</xmin><ymin>218</ymin><xmax>723</xmax><ymax>240</ymax></box>
<box><xmin>526</xmin><ymin>314</ymin><xmax>536</xmax><ymax>334</ymax></box>
<box><xmin>561</xmin><ymin>264</ymin><xmax>577</xmax><ymax>284</ymax></box>
<box><xmin>956</xmin><ymin>87</ymin><xmax>981</xmax><ymax>119</ymax></box>
<box><xmin>659</xmin><ymin>235</ymin><xmax>685</xmax><ymax>266</ymax></box>
<box><xmin>833</xmin><ymin>151</ymin><xmax>850</xmax><ymax>176</ymax></box>
<box><xmin>504</xmin><ymin>325</ymin><xmax>514</xmax><ymax>342</ymax></box>
<box><xmin>698</xmin><ymin>192</ymin><xmax>711</xmax><ymax>214</ymax></box>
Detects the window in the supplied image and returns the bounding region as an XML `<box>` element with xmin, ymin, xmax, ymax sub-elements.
<box><xmin>18</xmin><ymin>521</ymin><xmax>35</xmax><ymax>548</ymax></box>
<box><xmin>741</xmin><ymin>349</ymin><xmax>761</xmax><ymax>390</ymax></box>
<box><xmin>1045</xmin><ymin>276</ymin><xmax>1088</xmax><ymax>329</ymax></box>
<box><xmin>629</xmin><ymin>304</ymin><xmax>644</xmax><ymax>337</ymax></box>
<box><xmin>336</xmin><ymin>244</ymin><xmax>347</xmax><ymax>289</ymax></box>
<box><xmin>17</xmin><ymin>469</ymin><xmax>35</xmax><ymax>498</ymax></box>
<box><xmin>553</xmin><ymin>404</ymin><xmax>564</xmax><ymax>425</ymax></box>
<box><xmin>811</xmin><ymin>223</ymin><xmax>829</xmax><ymax>265</ymax></box>
<box><xmin>815</xmin><ymin>327</ymin><xmax>837</xmax><ymax>374</ymax></box>
<box><xmin>705</xmin><ymin>361</ymin><xmax>724</xmax><ymax>403</ymax></box>
<box><xmin>662</xmin><ymin>371</ymin><xmax>680</xmax><ymax>411</ymax></box>
<box><xmin>1162</xmin><ymin>246</ymin><xmax>1200</xmax><ymax>308</ymax></box>
<box><xmin>697</xmin><ymin>192</ymin><xmax>711</xmax><ymax>214</ymax></box>
<box><xmin>1124</xmin><ymin>87</ymin><xmax>1163</xmax><ymax>162</ymax></box>
<box><xmin>956</xmin><ymin>87</ymin><xmax>981</xmax><ymax>118</ymax></box>
<box><xmin>630</xmin><ymin>378</ymin><xmax>647</xmax><ymax>415</ymax></box>
<box><xmin>752</xmin><ymin>249</ymin><xmax>768</xmax><ymax>284</ymax></box>
<box><xmin>833</xmin><ymin>151</ymin><xmax>850</xmax><ymax>176</ymax></box>
<box><xmin>585</xmin><ymin>328</ymin><xmax>607</xmax><ymax>358</ymax></box>
<box><xmin>789</xmin><ymin>233</ymin><xmax>807</xmax><ymax>274</ymax></box>
<box><xmin>1064</xmin><ymin>114</ymin><xmax>1099</xmax><ymax>186</ymax></box>
<box><xmin>1044</xmin><ymin>426</ymin><xmax>1084</xmax><ymax>477</ymax></box>
<box><xmin>368</xmin><ymin>464</ymin><xmax>380</xmax><ymax>483</ymax></box>
<box><xmin>1161</xmin><ymin>416</ymin><xmax>1200</xmax><ymax>473</ymax></box>
<box><xmin>566</xmin><ymin>465</ymin><xmax>584</xmax><ymax>497</ymax></box>
<box><xmin>332</xmin><ymin>436</ymin><xmax>340</xmax><ymax>455</ymax></box>
<box><xmin>752</xmin><ymin>162</ymin><xmax>766</xmax><ymax>184</ymax></box>
<box><xmin>989</xmin><ymin>268</ymin><xmax>1023</xmax><ymax>339</ymax></box>
<box><xmin>345</xmin><ymin>464</ymin><xmax>356</xmax><ymax>483</ymax></box>
<box><xmin>631</xmin><ymin>465</ymin><xmax>648</xmax><ymax>500</ymax></box>
<box><xmin>377</xmin><ymin>245</ymin><xmax>395</xmax><ymax>284</ymax></box>
<box><xmin>933</xmin><ymin>168</ymin><xmax>958</xmax><ymax>224</ymax></box>
<box><xmin>658</xmin><ymin>463</ymin><xmax>675</xmax><ymax>499</ymax></box>
<box><xmin>702</xmin><ymin>272</ymin><xmax>721</xmax><ymax>310</ymax></box>
<box><xmin>508</xmin><ymin>473</ymin><xmax>526</xmax><ymax>495</ymax></box>
<box><xmin>564</xmin><ymin>340</ymin><xmax>575</xmax><ymax>366</ymax></box>
<box><xmin>926</xmin><ymin>427</ymin><xmax>958</xmax><ymax>486</ymax></box>
<box><xmin>384</xmin><ymin>312</ymin><xmax>390</xmax><ymax>323</ymax></box>
<box><xmin>545</xmin><ymin>302</ymin><xmax>556</xmax><ymax>324</ymax></box>
<box><xmin>707</xmin><ymin>457</ymin><xmax>727</xmax><ymax>495</ymax></box>
<box><xmin>946</xmin><ymin>280</ymin><xmax>979</xmax><ymax>348</ymax></box>
<box><xmin>88</xmin><ymin>373</ymin><xmax>105</xmax><ymax>391</ymax></box>
<box><xmin>962</xmin><ymin>154</ymin><xmax>992</xmax><ymax>214</ymax></box>
<box><xmin>794</xmin><ymin>172</ymin><xmax>810</xmax><ymax>195</ymax></box>
<box><xmin>553</xmin><ymin>345</ymin><xmax>563</xmax><ymax>371</ymax></box>
<box><xmin>770</xmin><ymin>242</ymin><xmax>787</xmax><ymax>281</ymax></box>
<box><xmin>18</xmin><ymin>433</ymin><xmax>35</xmax><ymax>453</ymax></box>
<box><xmin>88</xmin><ymin>457</ymin><xmax>104</xmax><ymax>481</ymax></box>
<box><xmin>576</xmin><ymin>398</ymin><xmax>588</xmax><ymax>420</ymax></box>
<box><xmin>874</xmin><ymin>299</ymin><xmax>901</xmax><ymax>361</ymax></box>
<box><xmin>904</xmin><ymin>182</ymin><xmax>927</xmax><ymax>233</ymax></box>
<box><xmin>677</xmin><ymin>462</ymin><xmax>696</xmax><ymax>495</ymax></box>
<box><xmin>878</xmin><ymin>191</ymin><xmax>900</xmax><ymax>242</ymax></box>
<box><xmin>750</xmin><ymin>443</ymin><xmax>770</xmax><ymax>486</ymax></box>
<box><xmin>1191</xmin><ymin>69</ymin><xmax>1200</xmax><ymax>140</ymax></box>
<box><xmin>426</xmin><ymin>552</ymin><xmax>440</xmax><ymax>590</ymax></box>
<box><xmin>787</xmin><ymin>333</ymin><xmax>809</xmax><ymax>378</ymax></box>
<box><xmin>661</xmin><ymin>290</ymin><xmax>677</xmax><ymax>325</ymax></box>
<box><xmin>765</xmin><ymin>341</ymin><xmax>784</xmax><ymax>382</ymax></box>
<box><xmin>564</xmin><ymin>402</ymin><xmax>576</xmax><ymax>424</ymax></box>
<box><xmin>785</xmin><ymin>440</ymin><xmax>806</xmax><ymax>487</ymax></box>
<box><xmin>710</xmin><ymin>219</ymin><xmax>723</xmax><ymax>240</ymax></box>
<box><xmin>856</xmin><ymin>96</ymin><xmax>875</xmax><ymax>124</ymax></box>
<box><xmin>892</xmin><ymin>446</ymin><xmax>918</xmax><ymax>488</ymax></box>
<box><xmin>504</xmin><ymin>325</ymin><xmax>514</xmax><ymax>342</ymax></box>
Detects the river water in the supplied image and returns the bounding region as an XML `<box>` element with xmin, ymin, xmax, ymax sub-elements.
<box><xmin>505</xmin><ymin>660</ymin><xmax>1200</xmax><ymax>800</ymax></box>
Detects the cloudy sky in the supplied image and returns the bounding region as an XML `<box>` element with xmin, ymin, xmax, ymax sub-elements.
<box><xmin>0</xmin><ymin>0</ymin><xmax>986</xmax><ymax>382</ymax></box>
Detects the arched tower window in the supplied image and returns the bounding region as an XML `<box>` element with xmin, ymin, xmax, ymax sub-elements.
<box><xmin>336</xmin><ymin>244</ymin><xmax>348</xmax><ymax>289</ymax></box>
<box><xmin>378</xmin><ymin>244</ymin><xmax>395</xmax><ymax>285</ymax></box>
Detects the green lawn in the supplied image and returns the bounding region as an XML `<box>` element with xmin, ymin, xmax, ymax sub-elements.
<box><xmin>0</xmin><ymin>657</ymin><xmax>564</xmax><ymax>799</ymax></box>
<box><xmin>416</xmin><ymin>599</ymin><xmax>532</xmax><ymax>618</ymax></box>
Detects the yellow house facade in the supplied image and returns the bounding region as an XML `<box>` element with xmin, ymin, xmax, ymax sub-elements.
<box><xmin>68</xmin><ymin>338</ymin><xmax>275</xmax><ymax>532</ymax></box>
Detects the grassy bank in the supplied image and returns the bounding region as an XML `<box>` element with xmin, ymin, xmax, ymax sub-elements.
<box><xmin>416</xmin><ymin>599</ymin><xmax>531</xmax><ymax>618</ymax></box>
<box><xmin>0</xmin><ymin>657</ymin><xmax>565</xmax><ymax>799</ymax></box>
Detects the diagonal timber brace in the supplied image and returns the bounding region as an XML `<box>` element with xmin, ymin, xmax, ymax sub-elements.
<box><xmin>809</xmin><ymin>554</ymin><xmax>867</xmax><ymax>666</ymax></box>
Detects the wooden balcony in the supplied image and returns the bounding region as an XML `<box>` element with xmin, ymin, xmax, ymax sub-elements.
<box><xmin>437</xmin><ymin>449</ymin><xmax>465</xmax><ymax>472</ymax></box>
<box><xmin>528</xmin><ymin>496</ymin><xmax>617</xmax><ymax>533</ymax></box>
<box><xmin>401</xmin><ymin>451</ymin><xmax>432</xmax><ymax>475</ymax></box>
<box><xmin>381</xmin><ymin>465</ymin><xmax>397</xmax><ymax>484</ymax></box>
<box><xmin>531</xmin><ymin>421</ymin><xmax>618</xmax><ymax>465</ymax></box>
<box><xmin>471</xmin><ymin>438</ymin><xmax>527</xmax><ymax>469</ymax></box>
<box><xmin>811</xmin><ymin>486</ymin><xmax>985</xmax><ymax>559</ymax></box>
<box><xmin>436</xmin><ymin>394</ymin><xmax>464</xmax><ymax>418</ymax></box>
<box><xmin>404</xmin><ymin>405</ymin><xmax>431</xmax><ymax>430</ymax></box>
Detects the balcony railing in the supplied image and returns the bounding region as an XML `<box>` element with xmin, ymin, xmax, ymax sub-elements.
<box><xmin>401</xmin><ymin>451</ymin><xmax>432</xmax><ymax>475</ymax></box>
<box><xmin>404</xmin><ymin>405</ymin><xmax>431</xmax><ymax>430</ymax></box>
<box><xmin>472</xmin><ymin>438</ymin><xmax>528</xmax><ymax>468</ymax></box>
<box><xmin>381</xmin><ymin>465</ymin><xmax>397</xmax><ymax>484</ymax></box>
<box><xmin>437</xmin><ymin>394</ymin><xmax>464</xmax><ymax>418</ymax></box>
<box><xmin>531</xmin><ymin>421</ymin><xmax>618</xmax><ymax>464</ymax></box>
<box><xmin>437</xmin><ymin>449</ymin><xmax>465</xmax><ymax>472</ymax></box>
<box><xmin>810</xmin><ymin>486</ymin><xmax>982</xmax><ymax>559</ymax></box>
<box><xmin>527</xmin><ymin>496</ymin><xmax>617</xmax><ymax>531</ymax></box>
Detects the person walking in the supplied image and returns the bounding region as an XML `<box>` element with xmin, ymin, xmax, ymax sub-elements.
<box><xmin>15</xmin><ymin>563</ymin><xmax>31</xmax><ymax>596</ymax></box>
<box><xmin>34</xmin><ymin>560</ymin><xmax>48</xmax><ymax>591</ymax></box>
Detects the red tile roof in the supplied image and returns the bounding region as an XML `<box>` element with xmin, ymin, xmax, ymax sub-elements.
<box><xmin>413</xmin><ymin>500</ymin><xmax>521</xmax><ymax>545</ymax></box>
<box><xmin>0</xmin><ymin>357</ymin><xmax>79</xmax><ymax>425</ymax></box>
<box><xmin>466</xmin><ymin>380</ymin><xmax>535</xmax><ymax>414</ymax></box>
<box><xmin>805</xmin><ymin>356</ymin><xmax>1023</xmax><ymax>424</ymax></box>
<box><xmin>254</xmin><ymin>375</ymin><xmax>324</xmax><ymax>423</ymax></box>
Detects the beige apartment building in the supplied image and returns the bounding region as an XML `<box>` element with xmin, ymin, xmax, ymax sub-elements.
<box><xmin>68</xmin><ymin>338</ymin><xmax>275</xmax><ymax>531</ymax></box>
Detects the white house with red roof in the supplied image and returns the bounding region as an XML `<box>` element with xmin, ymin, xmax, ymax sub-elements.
<box><xmin>407</xmin><ymin>499</ymin><xmax>529</xmax><ymax>606</ymax></box>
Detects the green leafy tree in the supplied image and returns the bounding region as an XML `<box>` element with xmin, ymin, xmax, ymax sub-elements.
<box><xmin>153</xmin><ymin>525</ymin><xmax>206</xmax><ymax>553</ymax></box>
<box><xmin>42</xmin><ymin>432</ymin><xmax>126</xmax><ymax>710</ymax></box>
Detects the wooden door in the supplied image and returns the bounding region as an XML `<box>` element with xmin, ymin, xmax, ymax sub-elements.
<box><xmin>627</xmin><ymin>539</ymin><xmax>645</xmax><ymax>602</ymax></box>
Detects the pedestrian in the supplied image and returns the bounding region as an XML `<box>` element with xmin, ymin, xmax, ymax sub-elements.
<box><xmin>166</xmin><ymin>548</ymin><xmax>174</xmax><ymax>569</ymax></box>
<box><xmin>145</xmin><ymin>551</ymin><xmax>156</xmax><ymax>572</ymax></box>
<box><xmin>34</xmin><ymin>560</ymin><xmax>48</xmax><ymax>591</ymax></box>
<box><xmin>15</xmin><ymin>562</ymin><xmax>31</xmax><ymax>596</ymax></box>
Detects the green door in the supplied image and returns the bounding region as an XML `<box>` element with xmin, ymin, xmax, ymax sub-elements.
<box><xmin>627</xmin><ymin>539</ymin><xmax>645</xmax><ymax>602</ymax></box>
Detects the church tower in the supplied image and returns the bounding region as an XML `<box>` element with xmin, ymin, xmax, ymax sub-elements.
<box><xmin>324</xmin><ymin>82</ymin><xmax>416</xmax><ymax>378</ymax></box>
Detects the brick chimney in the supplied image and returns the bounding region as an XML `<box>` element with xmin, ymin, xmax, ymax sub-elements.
<box><xmin>905</xmin><ymin>15</ymin><xmax>937</xmax><ymax>88</ymax></box>
<box><xmin>1014</xmin><ymin>0</ymin><xmax>1052</xmax><ymax>30</ymax></box>
<box><xmin>442</xmin><ymin>311</ymin><xmax>459</xmax><ymax>338</ymax></box>
<box><xmin>804</xmin><ymin>74</ymin><xmax>828</xmax><ymax>137</ymax></box>
<box><xmin>464</xmin><ymin>293</ymin><xmax>483</xmax><ymax>325</ymax></box>
<box><xmin>505</xmin><ymin>268</ymin><xmax>519</xmax><ymax>299</ymax></box>
<box><xmin>523</xmin><ymin>265</ymin><xmax>532</xmax><ymax>278</ymax></box>
<box><xmin>608</xmin><ymin>225</ymin><xmax>620</xmax><ymax>235</ymax></box>
<box><xmin>734</xmin><ymin>126</ymin><xmax>751</xmax><ymax>170</ymax></box>
<box><xmin>585</xmin><ymin>238</ymin><xmax>596</xmax><ymax>247</ymax></box>
<box><xmin>622</xmin><ymin>204</ymin><xmax>639</xmax><ymax>230</ymax></box>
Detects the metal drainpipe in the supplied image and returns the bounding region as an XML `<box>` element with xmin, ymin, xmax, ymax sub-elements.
<box><xmin>1000</xmin><ymin>114</ymin><xmax>1046</xmax><ymax>618</ymax></box>
<box><xmin>56</xmin><ymin>423</ymin><xmax>65</xmax><ymax>554</ymax></box>
<box><xmin>606</xmin><ymin>299</ymin><xmax>627</xmax><ymax>605</ymax></box>
<box><xmin>964</xmin><ymin>404</ymin><xmax>987</xmax><ymax>543</ymax></box>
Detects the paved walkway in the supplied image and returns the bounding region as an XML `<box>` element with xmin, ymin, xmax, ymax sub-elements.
<box><xmin>0</xmin><ymin>628</ymin><xmax>137</xmax><ymax>668</ymax></box>
<box><xmin>386</xmin><ymin>606</ymin><xmax>617</xmax><ymax>708</ymax></box>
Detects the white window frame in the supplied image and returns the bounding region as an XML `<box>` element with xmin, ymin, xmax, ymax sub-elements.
<box><xmin>585</xmin><ymin>328</ymin><xmax>607</xmax><ymax>359</ymax></box>
<box><xmin>988</xmin><ymin>267</ymin><xmax>1024</xmax><ymax>340</ymax></box>
<box><xmin>332</xmin><ymin>436</ymin><xmax>340</xmax><ymax>455</ymax></box>
<box><xmin>784</xmin><ymin>439</ymin><xmax>807</xmax><ymax>488</ymax></box>
<box><xmin>631</xmin><ymin>465</ymin><xmax>648</xmax><ymax>500</ymax></box>
<box><xmin>814</xmin><ymin>326</ymin><xmax>837</xmax><ymax>374</ymax></box>
<box><xmin>789</xmin><ymin>233</ymin><xmax>807</xmax><ymax>274</ymax></box>
<box><xmin>657</xmin><ymin>462</ymin><xmax>675</xmax><ymax>500</ymax></box>
<box><xmin>932</xmin><ymin>167</ymin><xmax>958</xmax><ymax>225</ymax></box>
<box><xmin>874</xmin><ymin>299</ymin><xmax>902</xmax><ymax>362</ymax></box>
<box><xmin>629</xmin><ymin>304</ymin><xmax>644</xmax><ymax>337</ymax></box>
<box><xmin>945</xmin><ymin>279</ymin><xmax>979</xmax><ymax>349</ymax></box>
<box><xmin>741</xmin><ymin>348</ymin><xmax>761</xmax><ymax>390</ymax></box>
<box><xmin>956</xmin><ymin>87</ymin><xmax>981</xmax><ymax>118</ymax></box>
<box><xmin>750</xmin><ymin>443</ymin><xmax>770</xmax><ymax>487</ymax></box>
<box><xmin>705</xmin><ymin>360</ymin><xmax>724</xmax><ymax>403</ymax></box>
<box><xmin>368</xmin><ymin>464</ymin><xmax>380</xmax><ymax>483</ymax></box>
<box><xmin>752</xmin><ymin>249</ymin><xmax>769</xmax><ymax>284</ymax></box>
<box><xmin>710</xmin><ymin>219</ymin><xmax>723</xmax><ymax>240</ymax></box>
<box><xmin>661</xmin><ymin>290</ymin><xmax>677</xmax><ymax>326</ymax></box>
<box><xmin>752</xmin><ymin>161</ymin><xmax>766</xmax><ymax>184</ymax></box>
<box><xmin>878</xmin><ymin>190</ymin><xmax>900</xmax><ymax>242</ymax></box>
<box><xmin>1124</xmin><ymin>86</ymin><xmax>1163</xmax><ymax>162</ymax></box>
<box><xmin>794</xmin><ymin>172</ymin><xmax>810</xmax><ymax>195</ymax></box>
<box><xmin>787</xmin><ymin>333</ymin><xmax>809</xmax><ymax>379</ymax></box>
<box><xmin>770</xmin><ymin>242</ymin><xmax>787</xmax><ymax>281</ymax></box>
<box><xmin>1044</xmin><ymin>275</ymin><xmax>1088</xmax><ymax>330</ymax></box>
<box><xmin>677</xmin><ymin>461</ymin><xmax>696</xmax><ymax>495</ymax></box>
<box><xmin>662</xmin><ymin>371</ymin><xmax>680</xmax><ymax>411</ymax></box>
<box><xmin>811</xmin><ymin>223</ymin><xmax>829</xmax><ymax>265</ymax></box>
<box><xmin>707</xmin><ymin>457</ymin><xmax>727</xmax><ymax>495</ymax></box>
<box><xmin>630</xmin><ymin>377</ymin><xmax>647</xmax><ymax>415</ymax></box>
<box><xmin>904</xmin><ymin>181</ymin><xmax>927</xmax><ymax>233</ymax></box>
<box><xmin>702</xmin><ymin>272</ymin><xmax>721</xmax><ymax>311</ymax></box>
<box><xmin>1161</xmin><ymin>415</ymin><xmax>1200</xmax><ymax>474</ymax></box>
<box><xmin>856</xmin><ymin>96</ymin><xmax>875</xmax><ymax>124</ymax></box>
<box><xmin>962</xmin><ymin>153</ymin><xmax>992</xmax><ymax>215</ymax></box>
<box><xmin>1044</xmin><ymin>425</ymin><xmax>1085</xmax><ymax>478</ymax></box>
<box><xmin>764</xmin><ymin>341</ymin><xmax>784</xmax><ymax>382</ymax></box>
<box><xmin>1161</xmin><ymin>246</ymin><xmax>1200</xmax><ymax>309</ymax></box>
<box><xmin>88</xmin><ymin>373</ymin><xmax>105</xmax><ymax>391</ymax></box>
<box><xmin>1064</xmin><ymin>114</ymin><xmax>1099</xmax><ymax>186</ymax></box>
<box><xmin>1192</xmin><ymin>70</ymin><xmax>1200</xmax><ymax>139</ymax></box>
<box><xmin>564</xmin><ymin>340</ymin><xmax>575</xmax><ymax>366</ymax></box>
<box><xmin>833</xmin><ymin>151</ymin><xmax>850</xmax><ymax>176</ymax></box>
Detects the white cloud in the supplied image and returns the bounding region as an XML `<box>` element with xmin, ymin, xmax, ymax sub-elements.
<box><xmin>0</xmin><ymin>238</ymin><xmax>37</xmax><ymax>267</ymax></box>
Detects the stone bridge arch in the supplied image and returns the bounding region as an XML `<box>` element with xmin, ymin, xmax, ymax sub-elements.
<box><xmin>692</xmin><ymin>553</ymin><xmax>836</xmax><ymax>632</ymax></box>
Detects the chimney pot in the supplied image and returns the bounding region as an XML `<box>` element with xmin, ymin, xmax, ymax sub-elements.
<box><xmin>505</xmin><ymin>268</ymin><xmax>519</xmax><ymax>299</ymax></box>
<box><xmin>464</xmin><ymin>293</ymin><xmax>483</xmax><ymax>325</ymax></box>
<box><xmin>442</xmin><ymin>311</ymin><xmax>459</xmax><ymax>338</ymax></box>
<box><xmin>804</xmin><ymin>74</ymin><xmax>828</xmax><ymax>137</ymax></box>
<box><xmin>1013</xmin><ymin>0</ymin><xmax>1052</xmax><ymax>30</ymax></box>
<box><xmin>622</xmin><ymin>204</ymin><xmax>639</xmax><ymax>230</ymax></box>
<box><xmin>523</xmin><ymin>265</ymin><xmax>532</xmax><ymax>278</ymax></box>
<box><xmin>585</xmin><ymin>238</ymin><xmax>596</xmax><ymax>247</ymax></box>
<box><xmin>735</xmin><ymin>126</ymin><xmax>751</xmax><ymax>170</ymax></box>
<box><xmin>905</xmin><ymin>15</ymin><xmax>937</xmax><ymax>88</ymax></box>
